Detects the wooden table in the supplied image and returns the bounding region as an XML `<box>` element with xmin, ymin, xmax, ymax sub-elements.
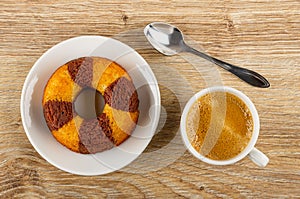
<box><xmin>1</xmin><ymin>0</ymin><xmax>299</xmax><ymax>198</ymax></box>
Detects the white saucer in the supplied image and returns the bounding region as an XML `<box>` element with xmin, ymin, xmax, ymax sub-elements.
<box><xmin>20</xmin><ymin>36</ymin><xmax>161</xmax><ymax>175</ymax></box>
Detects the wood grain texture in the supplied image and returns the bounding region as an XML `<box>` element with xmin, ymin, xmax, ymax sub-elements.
<box><xmin>0</xmin><ymin>0</ymin><xmax>299</xmax><ymax>198</ymax></box>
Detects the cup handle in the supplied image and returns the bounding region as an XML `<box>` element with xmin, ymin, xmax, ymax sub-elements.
<box><xmin>248</xmin><ymin>147</ymin><xmax>269</xmax><ymax>167</ymax></box>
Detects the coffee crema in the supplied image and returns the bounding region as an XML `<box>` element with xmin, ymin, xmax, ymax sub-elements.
<box><xmin>186</xmin><ymin>92</ymin><xmax>253</xmax><ymax>160</ymax></box>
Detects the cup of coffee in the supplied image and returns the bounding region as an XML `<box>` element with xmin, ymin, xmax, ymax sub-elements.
<box><xmin>180</xmin><ymin>86</ymin><xmax>269</xmax><ymax>167</ymax></box>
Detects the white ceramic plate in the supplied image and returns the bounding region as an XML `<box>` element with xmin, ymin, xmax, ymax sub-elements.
<box><xmin>20</xmin><ymin>36</ymin><xmax>161</xmax><ymax>175</ymax></box>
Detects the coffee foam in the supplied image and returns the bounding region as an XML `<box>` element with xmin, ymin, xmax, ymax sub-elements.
<box><xmin>186</xmin><ymin>92</ymin><xmax>253</xmax><ymax>160</ymax></box>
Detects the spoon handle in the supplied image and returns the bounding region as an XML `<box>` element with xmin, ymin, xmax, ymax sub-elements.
<box><xmin>184</xmin><ymin>45</ymin><xmax>270</xmax><ymax>88</ymax></box>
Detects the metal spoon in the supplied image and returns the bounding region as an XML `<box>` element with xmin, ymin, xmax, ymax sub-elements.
<box><xmin>144</xmin><ymin>22</ymin><xmax>270</xmax><ymax>88</ymax></box>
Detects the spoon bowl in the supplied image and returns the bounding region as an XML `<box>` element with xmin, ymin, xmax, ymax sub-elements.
<box><xmin>144</xmin><ymin>23</ymin><xmax>184</xmax><ymax>55</ymax></box>
<box><xmin>144</xmin><ymin>22</ymin><xmax>270</xmax><ymax>88</ymax></box>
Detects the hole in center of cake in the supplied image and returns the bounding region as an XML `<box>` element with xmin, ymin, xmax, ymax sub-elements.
<box><xmin>74</xmin><ymin>88</ymin><xmax>105</xmax><ymax>120</ymax></box>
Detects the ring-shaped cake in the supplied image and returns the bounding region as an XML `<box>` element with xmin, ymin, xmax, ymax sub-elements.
<box><xmin>42</xmin><ymin>57</ymin><xmax>139</xmax><ymax>154</ymax></box>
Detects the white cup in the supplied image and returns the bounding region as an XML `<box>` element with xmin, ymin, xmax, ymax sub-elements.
<box><xmin>180</xmin><ymin>86</ymin><xmax>269</xmax><ymax>167</ymax></box>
